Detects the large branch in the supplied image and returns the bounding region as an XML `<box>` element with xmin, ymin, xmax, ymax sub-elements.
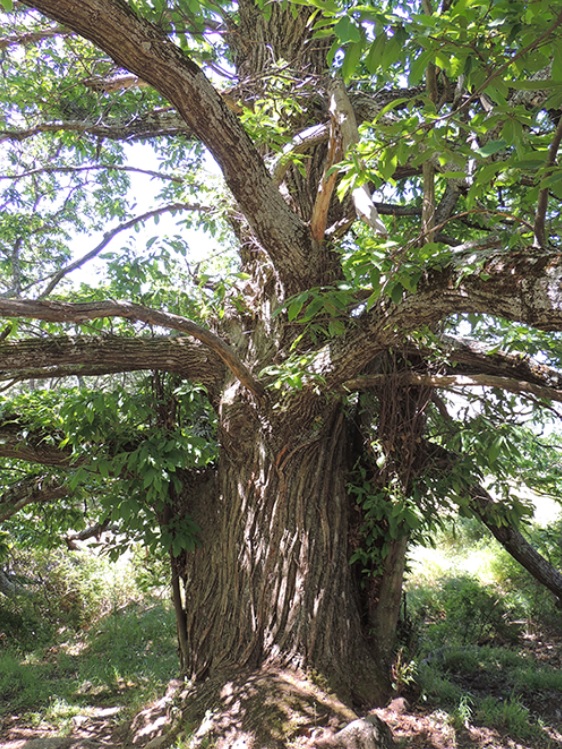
<box><xmin>0</xmin><ymin>109</ymin><xmax>192</xmax><ymax>143</ymax></box>
<box><xmin>0</xmin><ymin>423</ymin><xmax>74</xmax><ymax>466</ymax></box>
<box><xmin>0</xmin><ymin>336</ymin><xmax>225</xmax><ymax>397</ymax></box>
<box><xmin>0</xmin><ymin>475</ymin><xmax>69</xmax><ymax>522</ymax></box>
<box><xmin>394</xmin><ymin>247</ymin><xmax>562</xmax><ymax>332</ymax></box>
<box><xmin>326</xmin><ymin>247</ymin><xmax>562</xmax><ymax>385</ymax></box>
<box><xmin>0</xmin><ymin>301</ymin><xmax>264</xmax><ymax>398</ymax></box>
<box><xmin>438</xmin><ymin>336</ymin><xmax>562</xmax><ymax>389</ymax></box>
<box><xmin>343</xmin><ymin>372</ymin><xmax>562</xmax><ymax>404</ymax></box>
<box><xmin>22</xmin><ymin>0</ymin><xmax>312</xmax><ymax>290</ymax></box>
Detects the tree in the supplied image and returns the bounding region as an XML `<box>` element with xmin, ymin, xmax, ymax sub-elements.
<box><xmin>1</xmin><ymin>0</ymin><xmax>562</xmax><ymax>744</ymax></box>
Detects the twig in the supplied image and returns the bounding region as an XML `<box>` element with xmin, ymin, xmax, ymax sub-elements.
<box><xmin>534</xmin><ymin>114</ymin><xmax>562</xmax><ymax>247</ymax></box>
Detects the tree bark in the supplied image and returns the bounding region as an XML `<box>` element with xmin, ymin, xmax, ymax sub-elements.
<box><xmin>181</xmin><ymin>389</ymin><xmax>391</xmax><ymax>709</ymax></box>
<box><xmin>470</xmin><ymin>485</ymin><xmax>562</xmax><ymax>603</ymax></box>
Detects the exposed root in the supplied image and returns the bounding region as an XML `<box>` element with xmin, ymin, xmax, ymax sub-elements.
<box><xmin>134</xmin><ymin>667</ymin><xmax>393</xmax><ymax>749</ymax></box>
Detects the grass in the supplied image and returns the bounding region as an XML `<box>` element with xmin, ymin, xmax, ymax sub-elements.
<box><xmin>2</xmin><ymin>516</ymin><xmax>562</xmax><ymax>746</ymax></box>
<box><xmin>403</xmin><ymin>516</ymin><xmax>562</xmax><ymax>745</ymax></box>
<box><xmin>0</xmin><ymin>599</ymin><xmax>178</xmax><ymax>730</ymax></box>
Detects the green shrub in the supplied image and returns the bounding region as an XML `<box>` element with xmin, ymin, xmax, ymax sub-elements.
<box><xmin>409</xmin><ymin>574</ymin><xmax>523</xmax><ymax>652</ymax></box>
<box><xmin>475</xmin><ymin>694</ymin><xmax>536</xmax><ymax>741</ymax></box>
<box><xmin>0</xmin><ymin>546</ymin><xmax>141</xmax><ymax>649</ymax></box>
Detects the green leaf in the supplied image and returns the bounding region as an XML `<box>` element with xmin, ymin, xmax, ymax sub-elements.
<box><xmin>287</xmin><ymin>295</ymin><xmax>306</xmax><ymax>322</ymax></box>
<box><xmin>365</xmin><ymin>33</ymin><xmax>386</xmax><ymax>74</ymax></box>
<box><xmin>474</xmin><ymin>139</ymin><xmax>507</xmax><ymax>158</ymax></box>
<box><xmin>333</xmin><ymin>16</ymin><xmax>361</xmax><ymax>43</ymax></box>
<box><xmin>342</xmin><ymin>38</ymin><xmax>364</xmax><ymax>82</ymax></box>
<box><xmin>540</xmin><ymin>170</ymin><xmax>562</xmax><ymax>195</ymax></box>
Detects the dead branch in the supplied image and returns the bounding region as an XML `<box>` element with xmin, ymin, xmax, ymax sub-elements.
<box><xmin>329</xmin><ymin>78</ymin><xmax>387</xmax><ymax>236</ymax></box>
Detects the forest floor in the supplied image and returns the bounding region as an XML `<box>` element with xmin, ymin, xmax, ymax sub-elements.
<box><xmin>1</xmin><ymin>625</ymin><xmax>561</xmax><ymax>749</ymax></box>
<box><xmin>2</xmin><ymin>522</ymin><xmax>562</xmax><ymax>749</ymax></box>
<box><xmin>374</xmin><ymin>626</ymin><xmax>562</xmax><ymax>749</ymax></box>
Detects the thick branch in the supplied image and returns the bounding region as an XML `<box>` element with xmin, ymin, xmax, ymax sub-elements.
<box><xmin>343</xmin><ymin>372</ymin><xmax>562</xmax><ymax>404</ymax></box>
<box><xmin>395</xmin><ymin>248</ymin><xmax>562</xmax><ymax>332</ymax></box>
<box><xmin>0</xmin><ymin>336</ymin><xmax>224</xmax><ymax>397</ymax></box>
<box><xmin>66</xmin><ymin>520</ymin><xmax>116</xmax><ymax>549</ymax></box>
<box><xmin>0</xmin><ymin>301</ymin><xmax>263</xmax><ymax>398</ymax></box>
<box><xmin>438</xmin><ymin>336</ymin><xmax>562</xmax><ymax>389</ymax></box>
<box><xmin>0</xmin><ymin>424</ymin><xmax>73</xmax><ymax>466</ymax></box>
<box><xmin>470</xmin><ymin>484</ymin><xmax>562</xmax><ymax>603</ymax></box>
<box><xmin>324</xmin><ymin>246</ymin><xmax>562</xmax><ymax>385</ymax></box>
<box><xmin>426</xmin><ymin>440</ymin><xmax>562</xmax><ymax>603</ymax></box>
<box><xmin>0</xmin><ymin>109</ymin><xmax>191</xmax><ymax>143</ymax></box>
<box><xmin>0</xmin><ymin>475</ymin><xmax>69</xmax><ymax>522</ymax></box>
<box><xmin>22</xmin><ymin>0</ymin><xmax>311</xmax><ymax>290</ymax></box>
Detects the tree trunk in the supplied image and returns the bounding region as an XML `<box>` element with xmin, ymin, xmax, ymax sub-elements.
<box><xmin>172</xmin><ymin>389</ymin><xmax>397</xmax><ymax>745</ymax></box>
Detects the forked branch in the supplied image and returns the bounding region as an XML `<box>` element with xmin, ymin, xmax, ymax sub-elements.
<box><xmin>0</xmin><ymin>300</ymin><xmax>264</xmax><ymax>398</ymax></box>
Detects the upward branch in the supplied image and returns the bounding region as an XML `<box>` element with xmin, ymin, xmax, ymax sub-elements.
<box><xmin>22</xmin><ymin>0</ymin><xmax>312</xmax><ymax>291</ymax></box>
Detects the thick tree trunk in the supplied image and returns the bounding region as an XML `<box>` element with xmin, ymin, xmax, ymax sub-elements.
<box><xmin>182</xmin><ymin>390</ymin><xmax>391</xmax><ymax>710</ymax></box>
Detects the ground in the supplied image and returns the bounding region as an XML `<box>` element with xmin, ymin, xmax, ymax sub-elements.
<box><xmin>1</xmin><ymin>627</ymin><xmax>561</xmax><ymax>749</ymax></box>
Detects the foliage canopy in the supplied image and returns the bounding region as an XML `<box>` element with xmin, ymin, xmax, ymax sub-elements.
<box><xmin>1</xmin><ymin>0</ymin><xmax>562</xmax><ymax>730</ymax></box>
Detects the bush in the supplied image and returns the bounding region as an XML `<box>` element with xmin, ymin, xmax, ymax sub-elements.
<box><xmin>408</xmin><ymin>574</ymin><xmax>523</xmax><ymax>653</ymax></box>
<box><xmin>0</xmin><ymin>546</ymin><xmax>140</xmax><ymax>649</ymax></box>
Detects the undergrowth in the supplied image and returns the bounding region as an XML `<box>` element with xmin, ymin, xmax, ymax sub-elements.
<box><xmin>401</xmin><ymin>514</ymin><xmax>562</xmax><ymax>745</ymax></box>
<box><xmin>0</xmin><ymin>547</ymin><xmax>177</xmax><ymax>731</ymax></box>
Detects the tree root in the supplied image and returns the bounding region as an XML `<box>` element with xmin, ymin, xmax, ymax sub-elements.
<box><xmin>130</xmin><ymin>667</ymin><xmax>393</xmax><ymax>749</ymax></box>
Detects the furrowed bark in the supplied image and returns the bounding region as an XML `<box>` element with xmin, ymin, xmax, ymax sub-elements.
<box><xmin>0</xmin><ymin>337</ymin><xmax>224</xmax><ymax>398</ymax></box>
<box><xmin>0</xmin><ymin>301</ymin><xmax>261</xmax><ymax>397</ymax></box>
<box><xmin>183</xmin><ymin>392</ymin><xmax>390</xmax><ymax>706</ymax></box>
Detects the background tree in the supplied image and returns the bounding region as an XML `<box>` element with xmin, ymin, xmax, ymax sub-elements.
<box><xmin>1</xmin><ymin>0</ymin><xmax>562</xmax><ymax>744</ymax></box>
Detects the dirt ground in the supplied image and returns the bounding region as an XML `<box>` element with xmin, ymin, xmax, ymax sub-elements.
<box><xmin>1</xmin><ymin>631</ymin><xmax>561</xmax><ymax>749</ymax></box>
